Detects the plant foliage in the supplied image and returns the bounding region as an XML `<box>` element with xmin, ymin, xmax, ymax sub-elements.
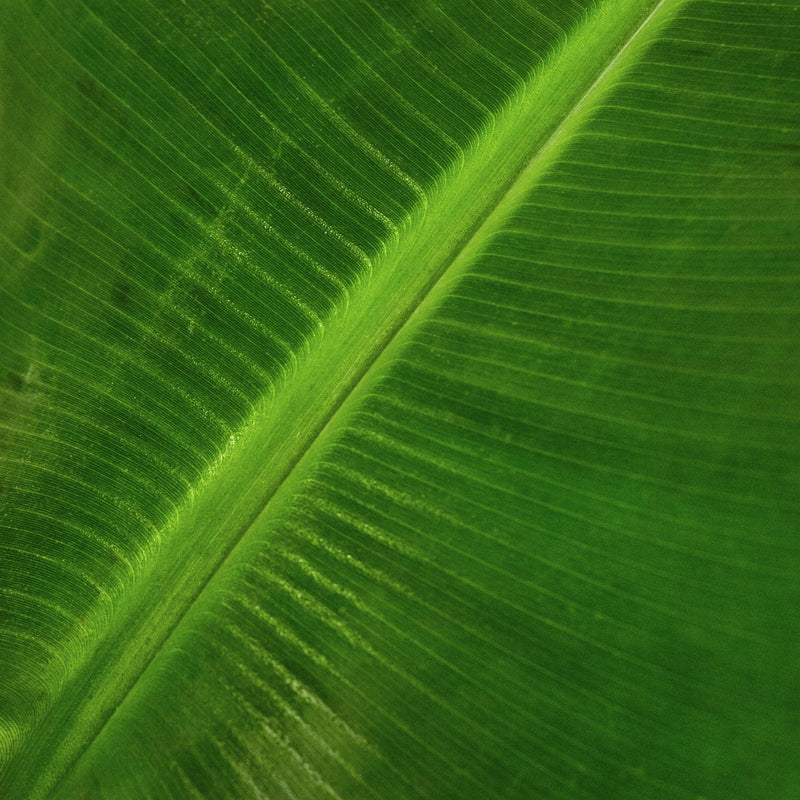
<box><xmin>1</xmin><ymin>0</ymin><xmax>798</xmax><ymax>797</ymax></box>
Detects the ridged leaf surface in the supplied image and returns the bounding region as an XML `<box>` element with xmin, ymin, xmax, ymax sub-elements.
<box><xmin>1</xmin><ymin>0</ymin><xmax>798</xmax><ymax>797</ymax></box>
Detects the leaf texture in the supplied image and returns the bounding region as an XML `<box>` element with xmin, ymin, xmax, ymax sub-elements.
<box><xmin>1</xmin><ymin>0</ymin><xmax>798</xmax><ymax>798</ymax></box>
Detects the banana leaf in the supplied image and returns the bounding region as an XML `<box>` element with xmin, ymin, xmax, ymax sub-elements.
<box><xmin>1</xmin><ymin>0</ymin><xmax>798</xmax><ymax>797</ymax></box>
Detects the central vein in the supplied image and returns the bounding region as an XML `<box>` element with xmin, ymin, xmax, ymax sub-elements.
<box><xmin>18</xmin><ymin>2</ymin><xmax>683</xmax><ymax>796</ymax></box>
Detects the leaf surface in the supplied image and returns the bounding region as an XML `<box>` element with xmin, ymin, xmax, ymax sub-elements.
<box><xmin>1</xmin><ymin>0</ymin><xmax>798</xmax><ymax>797</ymax></box>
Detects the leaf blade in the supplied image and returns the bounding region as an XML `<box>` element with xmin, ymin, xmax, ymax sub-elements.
<box><xmin>1</xmin><ymin>0</ymin><xmax>799</xmax><ymax>797</ymax></box>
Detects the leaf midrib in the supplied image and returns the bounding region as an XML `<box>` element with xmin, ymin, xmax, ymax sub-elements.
<box><xmin>12</xmin><ymin>1</ymin><xmax>682</xmax><ymax>795</ymax></box>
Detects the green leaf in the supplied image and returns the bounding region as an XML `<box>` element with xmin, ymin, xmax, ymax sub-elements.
<box><xmin>1</xmin><ymin>0</ymin><xmax>798</xmax><ymax>797</ymax></box>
